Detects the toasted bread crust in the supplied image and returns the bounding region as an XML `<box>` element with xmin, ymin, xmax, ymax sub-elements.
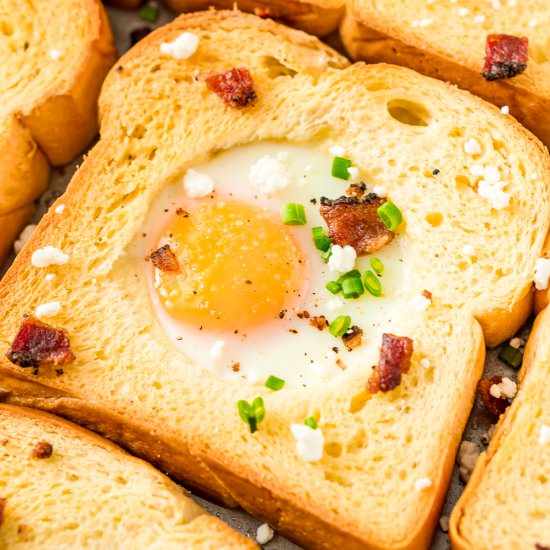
<box><xmin>0</xmin><ymin>10</ymin><xmax>548</xmax><ymax>550</ymax></box>
<box><xmin>340</xmin><ymin>7</ymin><xmax>550</xmax><ymax>148</ymax></box>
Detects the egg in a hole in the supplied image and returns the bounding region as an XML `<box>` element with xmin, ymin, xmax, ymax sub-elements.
<box><xmin>141</xmin><ymin>141</ymin><xmax>409</xmax><ymax>388</ymax></box>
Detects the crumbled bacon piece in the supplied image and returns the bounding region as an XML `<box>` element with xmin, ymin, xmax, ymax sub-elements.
<box><xmin>297</xmin><ymin>310</ymin><xmax>310</xmax><ymax>319</ymax></box>
<box><xmin>478</xmin><ymin>376</ymin><xmax>510</xmax><ymax>417</ymax></box>
<box><xmin>31</xmin><ymin>441</ymin><xmax>53</xmax><ymax>459</ymax></box>
<box><xmin>346</xmin><ymin>182</ymin><xmax>368</xmax><ymax>199</ymax></box>
<box><xmin>205</xmin><ymin>68</ymin><xmax>256</xmax><ymax>108</ymax></box>
<box><xmin>231</xmin><ymin>362</ymin><xmax>240</xmax><ymax>372</ymax></box>
<box><xmin>6</xmin><ymin>316</ymin><xmax>75</xmax><ymax>370</ymax></box>
<box><xmin>422</xmin><ymin>289</ymin><xmax>432</xmax><ymax>301</ymax></box>
<box><xmin>368</xmin><ymin>334</ymin><xmax>414</xmax><ymax>394</ymax></box>
<box><xmin>482</xmin><ymin>34</ymin><xmax>528</xmax><ymax>81</ymax></box>
<box><xmin>150</xmin><ymin>244</ymin><xmax>179</xmax><ymax>272</ymax></box>
<box><xmin>320</xmin><ymin>194</ymin><xmax>393</xmax><ymax>255</ymax></box>
<box><xmin>0</xmin><ymin>498</ymin><xmax>5</xmax><ymax>527</ymax></box>
<box><xmin>309</xmin><ymin>315</ymin><xmax>329</xmax><ymax>330</ymax></box>
<box><xmin>342</xmin><ymin>325</ymin><xmax>363</xmax><ymax>350</ymax></box>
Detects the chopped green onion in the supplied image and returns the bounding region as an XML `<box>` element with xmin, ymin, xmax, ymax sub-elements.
<box><xmin>237</xmin><ymin>397</ymin><xmax>265</xmax><ymax>433</ymax></box>
<box><xmin>329</xmin><ymin>315</ymin><xmax>351</xmax><ymax>338</ymax></box>
<box><xmin>370</xmin><ymin>256</ymin><xmax>384</xmax><ymax>274</ymax></box>
<box><xmin>331</xmin><ymin>156</ymin><xmax>352</xmax><ymax>180</ymax></box>
<box><xmin>336</xmin><ymin>269</ymin><xmax>361</xmax><ymax>285</ymax></box>
<box><xmin>265</xmin><ymin>375</ymin><xmax>285</xmax><ymax>391</ymax></box>
<box><xmin>321</xmin><ymin>247</ymin><xmax>332</xmax><ymax>261</ymax></box>
<box><xmin>312</xmin><ymin>226</ymin><xmax>332</xmax><ymax>252</ymax></box>
<box><xmin>304</xmin><ymin>416</ymin><xmax>318</xmax><ymax>429</ymax></box>
<box><xmin>139</xmin><ymin>3</ymin><xmax>159</xmax><ymax>22</ymax></box>
<box><xmin>342</xmin><ymin>277</ymin><xmax>364</xmax><ymax>299</ymax></box>
<box><xmin>363</xmin><ymin>270</ymin><xmax>382</xmax><ymax>297</ymax></box>
<box><xmin>377</xmin><ymin>201</ymin><xmax>403</xmax><ymax>231</ymax></box>
<box><xmin>280</xmin><ymin>203</ymin><xmax>307</xmax><ymax>226</ymax></box>
<box><xmin>498</xmin><ymin>344</ymin><xmax>523</xmax><ymax>369</ymax></box>
<box><xmin>326</xmin><ymin>281</ymin><xmax>342</xmax><ymax>294</ymax></box>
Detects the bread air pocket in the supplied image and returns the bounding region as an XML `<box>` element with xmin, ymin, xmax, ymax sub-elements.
<box><xmin>0</xmin><ymin>11</ymin><xmax>548</xmax><ymax>550</ymax></box>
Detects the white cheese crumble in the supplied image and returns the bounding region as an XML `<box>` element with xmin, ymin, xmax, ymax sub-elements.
<box><xmin>54</xmin><ymin>204</ymin><xmax>65</xmax><ymax>214</ymax></box>
<box><xmin>183</xmin><ymin>169</ymin><xmax>214</xmax><ymax>198</ymax></box>
<box><xmin>49</xmin><ymin>49</ymin><xmax>62</xmax><ymax>60</ymax></box>
<box><xmin>509</xmin><ymin>337</ymin><xmax>523</xmax><ymax>349</ymax></box>
<box><xmin>328</xmin><ymin>245</ymin><xmax>357</xmax><ymax>273</ymax></box>
<box><xmin>329</xmin><ymin>145</ymin><xmax>344</xmax><ymax>156</ymax></box>
<box><xmin>373</xmin><ymin>185</ymin><xmax>387</xmax><ymax>197</ymax></box>
<box><xmin>31</xmin><ymin>246</ymin><xmax>69</xmax><ymax>268</ymax></box>
<box><xmin>290</xmin><ymin>423</ymin><xmax>324</xmax><ymax>462</ymax></box>
<box><xmin>409</xmin><ymin>293</ymin><xmax>431</xmax><ymax>312</ymax></box>
<box><xmin>326</xmin><ymin>298</ymin><xmax>345</xmax><ymax>311</ymax></box>
<box><xmin>347</xmin><ymin>166</ymin><xmax>359</xmax><ymax>180</ymax></box>
<box><xmin>35</xmin><ymin>301</ymin><xmax>61</xmax><ymax>318</ymax></box>
<box><xmin>462</xmin><ymin>244</ymin><xmax>475</xmax><ymax>256</ymax></box>
<box><xmin>209</xmin><ymin>340</ymin><xmax>225</xmax><ymax>360</ymax></box>
<box><xmin>256</xmin><ymin>524</ymin><xmax>274</xmax><ymax>545</ymax></box>
<box><xmin>534</xmin><ymin>258</ymin><xmax>550</xmax><ymax>290</ymax></box>
<box><xmin>470</xmin><ymin>165</ymin><xmax>510</xmax><ymax>210</ymax></box>
<box><xmin>414</xmin><ymin>477</ymin><xmax>432</xmax><ymax>491</ymax></box>
<box><xmin>160</xmin><ymin>32</ymin><xmax>199</xmax><ymax>59</ymax></box>
<box><xmin>500</xmin><ymin>105</ymin><xmax>510</xmax><ymax>115</ymax></box>
<box><xmin>464</xmin><ymin>138</ymin><xmax>482</xmax><ymax>155</ymax></box>
<box><xmin>14</xmin><ymin>224</ymin><xmax>36</xmax><ymax>254</ymax></box>
<box><xmin>489</xmin><ymin>377</ymin><xmax>517</xmax><ymax>399</ymax></box>
<box><xmin>539</xmin><ymin>425</ymin><xmax>550</xmax><ymax>445</ymax></box>
<box><xmin>45</xmin><ymin>273</ymin><xmax>56</xmax><ymax>281</ymax></box>
<box><xmin>248</xmin><ymin>155</ymin><xmax>290</xmax><ymax>195</ymax></box>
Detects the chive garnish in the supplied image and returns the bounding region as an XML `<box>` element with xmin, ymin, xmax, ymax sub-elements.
<box><xmin>331</xmin><ymin>156</ymin><xmax>352</xmax><ymax>180</ymax></box>
<box><xmin>363</xmin><ymin>270</ymin><xmax>382</xmax><ymax>297</ymax></box>
<box><xmin>498</xmin><ymin>344</ymin><xmax>523</xmax><ymax>369</ymax></box>
<box><xmin>377</xmin><ymin>201</ymin><xmax>403</xmax><ymax>230</ymax></box>
<box><xmin>326</xmin><ymin>281</ymin><xmax>342</xmax><ymax>294</ymax></box>
<box><xmin>341</xmin><ymin>277</ymin><xmax>364</xmax><ymax>299</ymax></box>
<box><xmin>329</xmin><ymin>315</ymin><xmax>351</xmax><ymax>338</ymax></box>
<box><xmin>304</xmin><ymin>416</ymin><xmax>318</xmax><ymax>430</ymax></box>
<box><xmin>237</xmin><ymin>397</ymin><xmax>265</xmax><ymax>433</ymax></box>
<box><xmin>281</xmin><ymin>203</ymin><xmax>307</xmax><ymax>226</ymax></box>
<box><xmin>336</xmin><ymin>269</ymin><xmax>361</xmax><ymax>285</ymax></box>
<box><xmin>370</xmin><ymin>256</ymin><xmax>384</xmax><ymax>274</ymax></box>
<box><xmin>265</xmin><ymin>375</ymin><xmax>285</xmax><ymax>391</ymax></box>
<box><xmin>139</xmin><ymin>3</ymin><xmax>159</xmax><ymax>22</ymax></box>
<box><xmin>312</xmin><ymin>226</ymin><xmax>332</xmax><ymax>252</ymax></box>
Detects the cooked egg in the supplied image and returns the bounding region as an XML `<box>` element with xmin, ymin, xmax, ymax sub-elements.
<box><xmin>140</xmin><ymin>141</ymin><xmax>409</xmax><ymax>388</ymax></box>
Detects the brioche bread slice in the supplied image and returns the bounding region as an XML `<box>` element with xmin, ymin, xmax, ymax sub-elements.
<box><xmin>0</xmin><ymin>10</ymin><xmax>549</xmax><ymax>549</ymax></box>
<box><xmin>164</xmin><ymin>0</ymin><xmax>344</xmax><ymax>36</ymax></box>
<box><xmin>0</xmin><ymin>0</ymin><xmax>116</xmax><ymax>264</ymax></box>
<box><xmin>340</xmin><ymin>0</ymin><xmax>550</xmax><ymax>148</ymax></box>
<box><xmin>450</xmin><ymin>305</ymin><xmax>550</xmax><ymax>549</ymax></box>
<box><xmin>0</xmin><ymin>403</ymin><xmax>254</xmax><ymax>548</ymax></box>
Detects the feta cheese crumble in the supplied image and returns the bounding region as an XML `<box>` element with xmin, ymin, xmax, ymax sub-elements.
<box><xmin>290</xmin><ymin>423</ymin><xmax>324</xmax><ymax>462</ymax></box>
<box><xmin>256</xmin><ymin>524</ymin><xmax>274</xmax><ymax>545</ymax></box>
<box><xmin>35</xmin><ymin>301</ymin><xmax>61</xmax><ymax>318</ymax></box>
<box><xmin>160</xmin><ymin>32</ymin><xmax>199</xmax><ymax>59</ymax></box>
<box><xmin>539</xmin><ymin>425</ymin><xmax>550</xmax><ymax>445</ymax></box>
<box><xmin>489</xmin><ymin>377</ymin><xmax>517</xmax><ymax>399</ymax></box>
<box><xmin>534</xmin><ymin>258</ymin><xmax>550</xmax><ymax>290</ymax></box>
<box><xmin>470</xmin><ymin>165</ymin><xmax>510</xmax><ymax>210</ymax></box>
<box><xmin>328</xmin><ymin>245</ymin><xmax>356</xmax><ymax>273</ymax></box>
<box><xmin>509</xmin><ymin>337</ymin><xmax>523</xmax><ymax>349</ymax></box>
<box><xmin>183</xmin><ymin>169</ymin><xmax>215</xmax><ymax>198</ymax></box>
<box><xmin>14</xmin><ymin>224</ymin><xmax>36</xmax><ymax>254</ymax></box>
<box><xmin>414</xmin><ymin>477</ymin><xmax>432</xmax><ymax>491</ymax></box>
<box><xmin>31</xmin><ymin>246</ymin><xmax>69</xmax><ymax>268</ymax></box>
<box><xmin>209</xmin><ymin>340</ymin><xmax>225</xmax><ymax>360</ymax></box>
<box><xmin>248</xmin><ymin>155</ymin><xmax>290</xmax><ymax>195</ymax></box>
<box><xmin>464</xmin><ymin>138</ymin><xmax>482</xmax><ymax>155</ymax></box>
<box><xmin>347</xmin><ymin>166</ymin><xmax>359</xmax><ymax>180</ymax></box>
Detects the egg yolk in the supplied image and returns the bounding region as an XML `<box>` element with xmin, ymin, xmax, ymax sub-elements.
<box><xmin>154</xmin><ymin>200</ymin><xmax>306</xmax><ymax>331</ymax></box>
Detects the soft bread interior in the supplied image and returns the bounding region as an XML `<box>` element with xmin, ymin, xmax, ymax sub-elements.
<box><xmin>0</xmin><ymin>404</ymin><xmax>254</xmax><ymax>548</ymax></box>
<box><xmin>450</xmin><ymin>306</ymin><xmax>550</xmax><ymax>549</ymax></box>
<box><xmin>0</xmin><ymin>11</ymin><xmax>549</xmax><ymax>550</ymax></box>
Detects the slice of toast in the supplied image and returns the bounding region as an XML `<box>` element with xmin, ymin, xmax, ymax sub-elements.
<box><xmin>450</xmin><ymin>304</ymin><xmax>550</xmax><ymax>549</ymax></box>
<box><xmin>0</xmin><ymin>10</ymin><xmax>548</xmax><ymax>549</ymax></box>
<box><xmin>164</xmin><ymin>0</ymin><xmax>344</xmax><ymax>36</ymax></box>
<box><xmin>340</xmin><ymin>0</ymin><xmax>550</xmax><ymax>148</ymax></box>
<box><xmin>0</xmin><ymin>0</ymin><xmax>117</xmax><ymax>264</ymax></box>
<box><xmin>0</xmin><ymin>403</ymin><xmax>254</xmax><ymax>548</ymax></box>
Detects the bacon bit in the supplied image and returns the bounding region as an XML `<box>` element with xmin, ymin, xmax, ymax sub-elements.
<box><xmin>478</xmin><ymin>376</ymin><xmax>510</xmax><ymax>417</ymax></box>
<box><xmin>175</xmin><ymin>208</ymin><xmax>190</xmax><ymax>218</ymax></box>
<box><xmin>367</xmin><ymin>334</ymin><xmax>414</xmax><ymax>394</ymax></box>
<box><xmin>6</xmin><ymin>316</ymin><xmax>75</xmax><ymax>370</ymax></box>
<box><xmin>346</xmin><ymin>182</ymin><xmax>368</xmax><ymax>199</ymax></box>
<box><xmin>150</xmin><ymin>244</ymin><xmax>179</xmax><ymax>272</ymax></box>
<box><xmin>297</xmin><ymin>310</ymin><xmax>310</xmax><ymax>319</ymax></box>
<box><xmin>31</xmin><ymin>441</ymin><xmax>53</xmax><ymax>459</ymax></box>
<box><xmin>422</xmin><ymin>289</ymin><xmax>432</xmax><ymax>301</ymax></box>
<box><xmin>0</xmin><ymin>498</ymin><xmax>5</xmax><ymax>527</ymax></box>
<box><xmin>320</xmin><ymin>194</ymin><xmax>393</xmax><ymax>255</ymax></box>
<box><xmin>482</xmin><ymin>34</ymin><xmax>528</xmax><ymax>81</ymax></box>
<box><xmin>336</xmin><ymin>358</ymin><xmax>347</xmax><ymax>370</ymax></box>
<box><xmin>205</xmin><ymin>68</ymin><xmax>256</xmax><ymax>108</ymax></box>
<box><xmin>231</xmin><ymin>362</ymin><xmax>240</xmax><ymax>372</ymax></box>
<box><xmin>309</xmin><ymin>315</ymin><xmax>329</xmax><ymax>330</ymax></box>
<box><xmin>342</xmin><ymin>325</ymin><xmax>363</xmax><ymax>350</ymax></box>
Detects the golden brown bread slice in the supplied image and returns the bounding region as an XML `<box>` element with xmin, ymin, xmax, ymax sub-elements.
<box><xmin>450</xmin><ymin>305</ymin><xmax>550</xmax><ymax>549</ymax></box>
<box><xmin>164</xmin><ymin>0</ymin><xmax>344</xmax><ymax>36</ymax></box>
<box><xmin>0</xmin><ymin>403</ymin><xmax>254</xmax><ymax>548</ymax></box>
<box><xmin>0</xmin><ymin>0</ymin><xmax>116</xmax><ymax>264</ymax></box>
<box><xmin>340</xmin><ymin>0</ymin><xmax>550</xmax><ymax>148</ymax></box>
<box><xmin>0</xmin><ymin>10</ymin><xmax>549</xmax><ymax>549</ymax></box>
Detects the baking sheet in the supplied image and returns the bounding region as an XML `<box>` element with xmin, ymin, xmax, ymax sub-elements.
<box><xmin>1</xmin><ymin>4</ymin><xmax>529</xmax><ymax>548</ymax></box>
